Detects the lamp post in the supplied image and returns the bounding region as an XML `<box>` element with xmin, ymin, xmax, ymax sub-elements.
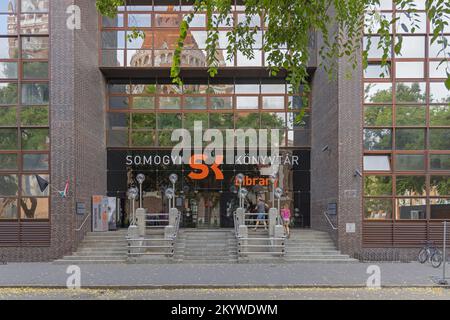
<box><xmin>136</xmin><ymin>173</ymin><xmax>145</xmax><ymax>208</ymax></box>
<box><xmin>165</xmin><ymin>188</ymin><xmax>174</xmax><ymax>209</ymax></box>
<box><xmin>127</xmin><ymin>187</ymin><xmax>138</xmax><ymax>225</ymax></box>
<box><xmin>269</xmin><ymin>174</ymin><xmax>277</xmax><ymax>208</ymax></box>
<box><xmin>236</xmin><ymin>173</ymin><xmax>244</xmax><ymax>208</ymax></box>
<box><xmin>169</xmin><ymin>173</ymin><xmax>178</xmax><ymax>209</ymax></box>
<box><xmin>239</xmin><ymin>187</ymin><xmax>248</xmax><ymax>210</ymax></box>
<box><xmin>275</xmin><ymin>187</ymin><xmax>283</xmax><ymax>213</ymax></box>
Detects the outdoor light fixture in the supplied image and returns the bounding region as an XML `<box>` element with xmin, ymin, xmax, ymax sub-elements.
<box><xmin>354</xmin><ymin>170</ymin><xmax>363</xmax><ymax>178</ymax></box>
<box><xmin>269</xmin><ymin>173</ymin><xmax>277</xmax><ymax>208</ymax></box>
<box><xmin>322</xmin><ymin>145</ymin><xmax>329</xmax><ymax>152</ymax></box>
<box><xmin>236</xmin><ymin>173</ymin><xmax>244</xmax><ymax>207</ymax></box>
<box><xmin>165</xmin><ymin>187</ymin><xmax>175</xmax><ymax>209</ymax></box>
<box><xmin>136</xmin><ymin>173</ymin><xmax>145</xmax><ymax>208</ymax></box>
<box><xmin>275</xmin><ymin>187</ymin><xmax>283</xmax><ymax>212</ymax></box>
<box><xmin>239</xmin><ymin>187</ymin><xmax>248</xmax><ymax>209</ymax></box>
<box><xmin>169</xmin><ymin>173</ymin><xmax>178</xmax><ymax>208</ymax></box>
<box><xmin>127</xmin><ymin>187</ymin><xmax>138</xmax><ymax>225</ymax></box>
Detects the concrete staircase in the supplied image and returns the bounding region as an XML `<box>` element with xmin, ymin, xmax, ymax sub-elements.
<box><xmin>53</xmin><ymin>230</ymin><xmax>128</xmax><ymax>264</ymax></box>
<box><xmin>174</xmin><ymin>229</ymin><xmax>238</xmax><ymax>263</ymax></box>
<box><xmin>284</xmin><ymin>229</ymin><xmax>358</xmax><ymax>263</ymax></box>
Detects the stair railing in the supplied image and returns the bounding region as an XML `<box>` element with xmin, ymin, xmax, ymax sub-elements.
<box><xmin>323</xmin><ymin>210</ymin><xmax>338</xmax><ymax>230</ymax></box>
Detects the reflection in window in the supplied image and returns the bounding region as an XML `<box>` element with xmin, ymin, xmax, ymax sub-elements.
<box><xmin>395</xmin><ymin>82</ymin><xmax>426</xmax><ymax>103</ymax></box>
<box><xmin>236</xmin><ymin>96</ymin><xmax>258</xmax><ymax>109</ymax></box>
<box><xmin>364</xmin><ymin>198</ymin><xmax>392</xmax><ymax>220</ymax></box>
<box><xmin>364</xmin><ymin>175</ymin><xmax>392</xmax><ymax>196</ymax></box>
<box><xmin>0</xmin><ymin>62</ymin><xmax>17</xmax><ymax>79</ymax></box>
<box><xmin>128</xmin><ymin>14</ymin><xmax>151</xmax><ymax>27</ymax></box>
<box><xmin>429</xmin><ymin>61</ymin><xmax>448</xmax><ymax>78</ymax></box>
<box><xmin>158</xmin><ymin>113</ymin><xmax>182</xmax><ymax>129</ymax></box>
<box><xmin>0</xmin><ymin>38</ymin><xmax>18</xmax><ymax>59</ymax></box>
<box><xmin>23</xmin><ymin>61</ymin><xmax>48</xmax><ymax>79</ymax></box>
<box><xmin>132</xmin><ymin>96</ymin><xmax>155</xmax><ymax>109</ymax></box>
<box><xmin>159</xmin><ymin>96</ymin><xmax>181</xmax><ymax>110</ymax></box>
<box><xmin>21</xmin><ymin>129</ymin><xmax>49</xmax><ymax>150</ymax></box>
<box><xmin>364</xmin><ymin>83</ymin><xmax>392</xmax><ymax>103</ymax></box>
<box><xmin>429</xmin><ymin>36</ymin><xmax>450</xmax><ymax>58</ymax></box>
<box><xmin>430</xmin><ymin>106</ymin><xmax>450</xmax><ymax>126</ymax></box>
<box><xmin>261</xmin><ymin>113</ymin><xmax>285</xmax><ymax>129</ymax></box>
<box><xmin>395</xmin><ymin>61</ymin><xmax>424</xmax><ymax>79</ymax></box>
<box><xmin>131</xmin><ymin>131</ymin><xmax>154</xmax><ymax>147</ymax></box>
<box><xmin>0</xmin><ymin>83</ymin><xmax>18</xmax><ymax>104</ymax></box>
<box><xmin>210</xmin><ymin>96</ymin><xmax>232</xmax><ymax>109</ymax></box>
<box><xmin>209</xmin><ymin>113</ymin><xmax>233</xmax><ymax>129</ymax></box>
<box><xmin>23</xmin><ymin>154</ymin><xmax>48</xmax><ymax>171</ymax></box>
<box><xmin>184</xmin><ymin>96</ymin><xmax>206</xmax><ymax>109</ymax></box>
<box><xmin>395</xmin><ymin>106</ymin><xmax>426</xmax><ymax>126</ymax></box>
<box><xmin>235</xmin><ymin>113</ymin><xmax>260</xmax><ymax>129</ymax></box>
<box><xmin>396</xmin><ymin>198</ymin><xmax>426</xmax><ymax>219</ymax></box>
<box><xmin>395</xmin><ymin>12</ymin><xmax>426</xmax><ymax>34</ymax></box>
<box><xmin>0</xmin><ymin>107</ymin><xmax>16</xmax><ymax>126</ymax></box>
<box><xmin>430</xmin><ymin>154</ymin><xmax>450</xmax><ymax>171</ymax></box>
<box><xmin>430</xmin><ymin>199</ymin><xmax>450</xmax><ymax>219</ymax></box>
<box><xmin>0</xmin><ymin>154</ymin><xmax>17</xmax><ymax>170</ymax></box>
<box><xmin>364</xmin><ymin>106</ymin><xmax>392</xmax><ymax>126</ymax></box>
<box><xmin>21</xmin><ymin>174</ymin><xmax>49</xmax><ymax>196</ymax></box>
<box><xmin>132</xmin><ymin>113</ymin><xmax>156</xmax><ymax>129</ymax></box>
<box><xmin>396</xmin><ymin>175</ymin><xmax>426</xmax><ymax>196</ymax></box>
<box><xmin>395</xmin><ymin>129</ymin><xmax>425</xmax><ymax>150</ymax></box>
<box><xmin>430</xmin><ymin>176</ymin><xmax>450</xmax><ymax>196</ymax></box>
<box><xmin>108</xmin><ymin>130</ymin><xmax>128</xmax><ymax>147</ymax></box>
<box><xmin>21</xmin><ymin>106</ymin><xmax>48</xmax><ymax>127</ymax></box>
<box><xmin>0</xmin><ymin>128</ymin><xmax>18</xmax><ymax>150</ymax></box>
<box><xmin>364</xmin><ymin>64</ymin><xmax>390</xmax><ymax>78</ymax></box>
<box><xmin>395</xmin><ymin>154</ymin><xmax>424</xmax><ymax>171</ymax></box>
<box><xmin>21</xmin><ymin>83</ymin><xmax>49</xmax><ymax>105</ymax></box>
<box><xmin>0</xmin><ymin>198</ymin><xmax>17</xmax><ymax>219</ymax></box>
<box><xmin>430</xmin><ymin>83</ymin><xmax>450</xmax><ymax>103</ymax></box>
<box><xmin>22</xmin><ymin>36</ymin><xmax>49</xmax><ymax>59</ymax></box>
<box><xmin>363</xmin><ymin>155</ymin><xmax>391</xmax><ymax>171</ymax></box>
<box><xmin>363</xmin><ymin>129</ymin><xmax>392</xmax><ymax>150</ymax></box>
<box><xmin>363</xmin><ymin>36</ymin><xmax>392</xmax><ymax>59</ymax></box>
<box><xmin>262</xmin><ymin>96</ymin><xmax>284</xmax><ymax>109</ymax></box>
<box><xmin>395</xmin><ymin>36</ymin><xmax>425</xmax><ymax>58</ymax></box>
<box><xmin>0</xmin><ymin>174</ymin><xmax>18</xmax><ymax>196</ymax></box>
<box><xmin>430</xmin><ymin>129</ymin><xmax>450</xmax><ymax>150</ymax></box>
<box><xmin>184</xmin><ymin>113</ymin><xmax>208</xmax><ymax>129</ymax></box>
<box><xmin>20</xmin><ymin>197</ymin><xmax>48</xmax><ymax>219</ymax></box>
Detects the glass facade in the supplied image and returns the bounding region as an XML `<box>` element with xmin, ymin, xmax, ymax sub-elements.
<box><xmin>363</xmin><ymin>1</ymin><xmax>450</xmax><ymax>221</ymax></box>
<box><xmin>0</xmin><ymin>0</ymin><xmax>49</xmax><ymax>220</ymax></box>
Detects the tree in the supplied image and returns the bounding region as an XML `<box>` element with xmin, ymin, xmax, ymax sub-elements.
<box><xmin>96</xmin><ymin>0</ymin><xmax>450</xmax><ymax>98</ymax></box>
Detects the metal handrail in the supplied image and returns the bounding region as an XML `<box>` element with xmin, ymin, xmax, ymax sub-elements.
<box><xmin>75</xmin><ymin>213</ymin><xmax>91</xmax><ymax>232</ymax></box>
<box><xmin>323</xmin><ymin>210</ymin><xmax>338</xmax><ymax>230</ymax></box>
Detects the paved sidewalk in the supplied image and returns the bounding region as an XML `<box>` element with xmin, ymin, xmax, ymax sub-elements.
<box><xmin>0</xmin><ymin>262</ymin><xmax>449</xmax><ymax>288</ymax></box>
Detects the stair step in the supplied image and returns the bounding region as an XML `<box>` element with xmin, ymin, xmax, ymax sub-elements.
<box><xmin>62</xmin><ymin>255</ymin><xmax>126</xmax><ymax>260</ymax></box>
<box><xmin>53</xmin><ymin>259</ymin><xmax>127</xmax><ymax>265</ymax></box>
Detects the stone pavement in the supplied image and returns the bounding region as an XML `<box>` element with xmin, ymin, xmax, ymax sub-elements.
<box><xmin>0</xmin><ymin>262</ymin><xmax>449</xmax><ymax>288</ymax></box>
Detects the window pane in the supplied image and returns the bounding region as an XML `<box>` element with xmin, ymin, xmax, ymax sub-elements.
<box><xmin>430</xmin><ymin>106</ymin><xmax>450</xmax><ymax>126</ymax></box>
<box><xmin>0</xmin><ymin>14</ymin><xmax>17</xmax><ymax>35</ymax></box>
<box><xmin>430</xmin><ymin>176</ymin><xmax>450</xmax><ymax>196</ymax></box>
<box><xmin>364</xmin><ymin>175</ymin><xmax>392</xmax><ymax>196</ymax></box>
<box><xmin>364</xmin><ymin>64</ymin><xmax>390</xmax><ymax>79</ymax></box>
<box><xmin>131</xmin><ymin>131</ymin><xmax>154</xmax><ymax>147</ymax></box>
<box><xmin>261</xmin><ymin>84</ymin><xmax>285</xmax><ymax>94</ymax></box>
<box><xmin>395</xmin><ymin>12</ymin><xmax>426</xmax><ymax>34</ymax></box>
<box><xmin>0</xmin><ymin>153</ymin><xmax>17</xmax><ymax>170</ymax></box>
<box><xmin>102</xmin><ymin>15</ymin><xmax>124</xmax><ymax>28</ymax></box>
<box><xmin>20</xmin><ymin>106</ymin><xmax>48</xmax><ymax>126</ymax></box>
<box><xmin>235</xmin><ymin>113</ymin><xmax>260</xmax><ymax>129</ymax></box>
<box><xmin>237</xmin><ymin>50</ymin><xmax>262</xmax><ymax>66</ymax></box>
<box><xmin>364</xmin><ymin>83</ymin><xmax>392</xmax><ymax>103</ymax></box>
<box><xmin>184</xmin><ymin>113</ymin><xmax>208</xmax><ymax>129</ymax></box>
<box><xmin>429</xmin><ymin>61</ymin><xmax>448</xmax><ymax>78</ymax></box>
<box><xmin>430</xmin><ymin>199</ymin><xmax>450</xmax><ymax>219</ymax></box>
<box><xmin>395</xmin><ymin>61</ymin><xmax>424</xmax><ymax>78</ymax></box>
<box><xmin>23</xmin><ymin>62</ymin><xmax>48</xmax><ymax>79</ymax></box>
<box><xmin>363</xmin><ymin>36</ymin><xmax>392</xmax><ymax>59</ymax></box>
<box><xmin>0</xmin><ymin>37</ymin><xmax>18</xmax><ymax>59</ymax></box>
<box><xmin>102</xmin><ymin>31</ymin><xmax>125</xmax><ymax>49</ymax></box>
<box><xmin>396</xmin><ymin>176</ymin><xmax>426</xmax><ymax>196</ymax></box>
<box><xmin>395</xmin><ymin>82</ymin><xmax>426</xmax><ymax>103</ymax></box>
<box><xmin>364</xmin><ymin>106</ymin><xmax>392</xmax><ymax>126</ymax></box>
<box><xmin>261</xmin><ymin>113</ymin><xmax>285</xmax><ymax>129</ymax></box>
<box><xmin>395</xmin><ymin>129</ymin><xmax>425</xmax><ymax>150</ymax></box>
<box><xmin>430</xmin><ymin>83</ymin><xmax>450</xmax><ymax>104</ymax></box>
<box><xmin>0</xmin><ymin>107</ymin><xmax>16</xmax><ymax>126</ymax></box>
<box><xmin>21</xmin><ymin>128</ymin><xmax>49</xmax><ymax>150</ymax></box>
<box><xmin>429</xmin><ymin>36</ymin><xmax>450</xmax><ymax>58</ymax></box>
<box><xmin>235</xmin><ymin>84</ymin><xmax>259</xmax><ymax>94</ymax></box>
<box><xmin>184</xmin><ymin>96</ymin><xmax>206</xmax><ymax>110</ymax></box>
<box><xmin>363</xmin><ymin>129</ymin><xmax>392</xmax><ymax>150</ymax></box>
<box><xmin>108</xmin><ymin>130</ymin><xmax>128</xmax><ymax>147</ymax></box>
<box><xmin>101</xmin><ymin>49</ymin><xmax>125</xmax><ymax>67</ymax></box>
<box><xmin>158</xmin><ymin>113</ymin><xmax>182</xmax><ymax>129</ymax></box>
<box><xmin>21</xmin><ymin>83</ymin><xmax>49</xmax><ymax>105</ymax></box>
<box><xmin>126</xmin><ymin>32</ymin><xmax>145</xmax><ymax>49</ymax></box>
<box><xmin>157</xmin><ymin>131</ymin><xmax>177</xmax><ymax>147</ymax></box>
<box><xmin>262</xmin><ymin>96</ymin><xmax>284</xmax><ymax>109</ymax></box>
<box><xmin>0</xmin><ymin>83</ymin><xmax>18</xmax><ymax>105</ymax></box>
<box><xmin>363</xmin><ymin>155</ymin><xmax>391</xmax><ymax>171</ymax></box>
<box><xmin>159</xmin><ymin>96</ymin><xmax>180</xmax><ymax>110</ymax></box>
<box><xmin>21</xmin><ymin>36</ymin><xmax>48</xmax><ymax>59</ymax></box>
<box><xmin>0</xmin><ymin>198</ymin><xmax>17</xmax><ymax>219</ymax></box>
<box><xmin>20</xmin><ymin>197</ymin><xmax>48</xmax><ymax>219</ymax></box>
<box><xmin>209</xmin><ymin>113</ymin><xmax>233</xmax><ymax>129</ymax></box>
<box><xmin>131</xmin><ymin>113</ymin><xmax>155</xmax><ymax>129</ymax></box>
<box><xmin>0</xmin><ymin>0</ymin><xmax>17</xmax><ymax>12</ymax></box>
<box><xmin>430</xmin><ymin>154</ymin><xmax>450</xmax><ymax>171</ymax></box>
<box><xmin>430</xmin><ymin>129</ymin><xmax>450</xmax><ymax>150</ymax></box>
<box><xmin>395</xmin><ymin>154</ymin><xmax>425</xmax><ymax>171</ymax></box>
<box><xmin>396</xmin><ymin>198</ymin><xmax>426</xmax><ymax>219</ymax></box>
<box><xmin>128</xmin><ymin>14</ymin><xmax>151</xmax><ymax>27</ymax></box>
<box><xmin>19</xmin><ymin>14</ymin><xmax>48</xmax><ymax>34</ymax></box>
<box><xmin>236</xmin><ymin>96</ymin><xmax>258</xmax><ymax>109</ymax></box>
<box><xmin>23</xmin><ymin>153</ymin><xmax>48</xmax><ymax>171</ymax></box>
<box><xmin>108</xmin><ymin>113</ymin><xmax>129</xmax><ymax>130</ymax></box>
<box><xmin>0</xmin><ymin>174</ymin><xmax>18</xmax><ymax>196</ymax></box>
<box><xmin>210</xmin><ymin>96</ymin><xmax>232</xmax><ymax>110</ymax></box>
<box><xmin>396</xmin><ymin>36</ymin><xmax>425</xmax><ymax>58</ymax></box>
<box><xmin>21</xmin><ymin>0</ymin><xmax>48</xmax><ymax>12</ymax></box>
<box><xmin>132</xmin><ymin>96</ymin><xmax>155</xmax><ymax>109</ymax></box>
<box><xmin>109</xmin><ymin>96</ymin><xmax>129</xmax><ymax>110</ymax></box>
<box><xmin>0</xmin><ymin>62</ymin><xmax>17</xmax><ymax>79</ymax></box>
<box><xmin>0</xmin><ymin>128</ymin><xmax>18</xmax><ymax>150</ymax></box>
<box><xmin>364</xmin><ymin>198</ymin><xmax>392</xmax><ymax>220</ymax></box>
<box><xmin>395</xmin><ymin>106</ymin><xmax>426</xmax><ymax>126</ymax></box>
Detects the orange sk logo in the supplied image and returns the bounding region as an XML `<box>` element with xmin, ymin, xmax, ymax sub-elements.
<box><xmin>188</xmin><ymin>154</ymin><xmax>224</xmax><ymax>180</ymax></box>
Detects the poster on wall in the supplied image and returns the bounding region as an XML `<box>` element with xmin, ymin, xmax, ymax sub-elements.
<box><xmin>92</xmin><ymin>195</ymin><xmax>109</xmax><ymax>232</ymax></box>
<box><xmin>107</xmin><ymin>197</ymin><xmax>117</xmax><ymax>231</ymax></box>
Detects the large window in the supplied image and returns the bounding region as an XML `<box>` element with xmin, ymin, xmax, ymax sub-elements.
<box><xmin>363</xmin><ymin>3</ymin><xmax>450</xmax><ymax>221</ymax></box>
<box><xmin>0</xmin><ymin>0</ymin><xmax>49</xmax><ymax>221</ymax></box>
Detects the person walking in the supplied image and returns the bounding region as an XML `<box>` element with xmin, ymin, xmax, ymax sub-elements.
<box><xmin>280</xmin><ymin>203</ymin><xmax>291</xmax><ymax>237</ymax></box>
<box><xmin>254</xmin><ymin>197</ymin><xmax>268</xmax><ymax>231</ymax></box>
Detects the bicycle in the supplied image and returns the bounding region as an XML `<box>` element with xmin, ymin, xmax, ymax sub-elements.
<box><xmin>418</xmin><ymin>241</ymin><xmax>442</xmax><ymax>268</ymax></box>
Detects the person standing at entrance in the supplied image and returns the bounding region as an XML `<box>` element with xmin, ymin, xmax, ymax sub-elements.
<box><xmin>281</xmin><ymin>203</ymin><xmax>291</xmax><ymax>237</ymax></box>
<box><xmin>254</xmin><ymin>198</ymin><xmax>268</xmax><ymax>231</ymax></box>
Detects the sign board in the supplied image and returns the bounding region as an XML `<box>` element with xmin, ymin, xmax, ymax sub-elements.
<box><xmin>76</xmin><ymin>202</ymin><xmax>86</xmax><ymax>215</ymax></box>
<box><xmin>107</xmin><ymin>197</ymin><xmax>117</xmax><ymax>231</ymax></box>
<box><xmin>327</xmin><ymin>203</ymin><xmax>337</xmax><ymax>215</ymax></box>
<box><xmin>92</xmin><ymin>195</ymin><xmax>109</xmax><ymax>232</ymax></box>
<box><xmin>346</xmin><ymin>223</ymin><xmax>356</xmax><ymax>233</ymax></box>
